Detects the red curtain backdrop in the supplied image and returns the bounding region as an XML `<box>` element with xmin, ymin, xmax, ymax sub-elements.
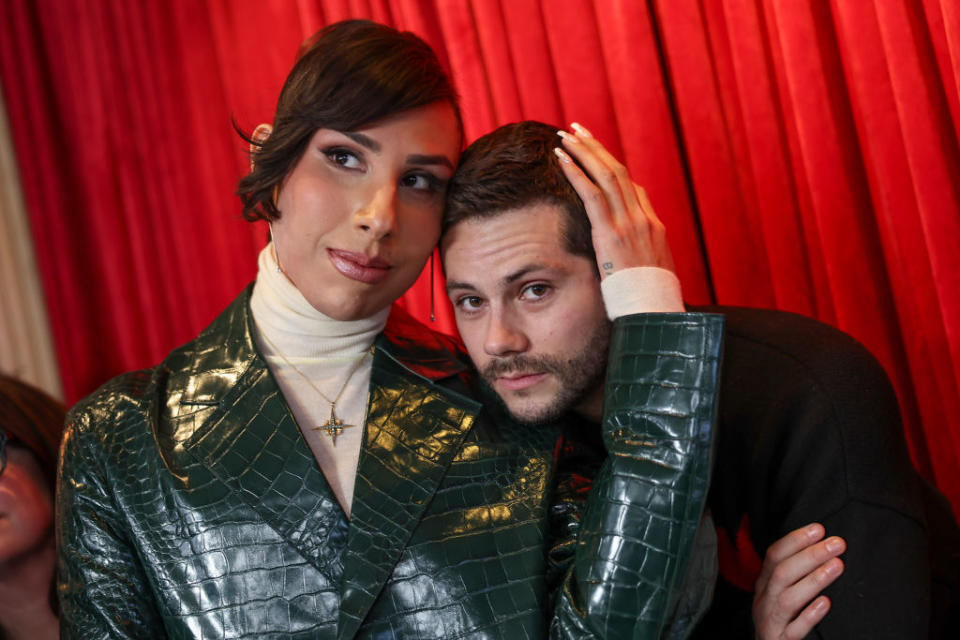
<box><xmin>1</xmin><ymin>0</ymin><xmax>958</xmax><ymax>513</ymax></box>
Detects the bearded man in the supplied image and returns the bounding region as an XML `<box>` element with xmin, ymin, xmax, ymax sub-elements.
<box><xmin>440</xmin><ymin>121</ymin><xmax>957</xmax><ymax>638</ymax></box>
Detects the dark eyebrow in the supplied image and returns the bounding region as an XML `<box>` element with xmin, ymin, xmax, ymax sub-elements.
<box><xmin>407</xmin><ymin>154</ymin><xmax>454</xmax><ymax>170</ymax></box>
<box><xmin>342</xmin><ymin>132</ymin><xmax>453</xmax><ymax>170</ymax></box>
<box><xmin>445</xmin><ymin>264</ymin><xmax>551</xmax><ymax>294</ymax></box>
<box><xmin>344</xmin><ymin>131</ymin><xmax>380</xmax><ymax>152</ymax></box>
<box><xmin>445</xmin><ymin>279</ymin><xmax>476</xmax><ymax>294</ymax></box>
<box><xmin>503</xmin><ymin>264</ymin><xmax>547</xmax><ymax>285</ymax></box>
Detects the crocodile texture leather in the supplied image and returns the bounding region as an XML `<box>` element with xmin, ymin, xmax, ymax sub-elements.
<box><xmin>57</xmin><ymin>290</ymin><xmax>723</xmax><ymax>639</ymax></box>
<box><xmin>550</xmin><ymin>314</ymin><xmax>723</xmax><ymax>639</ymax></box>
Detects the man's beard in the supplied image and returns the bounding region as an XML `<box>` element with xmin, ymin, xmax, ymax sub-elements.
<box><xmin>480</xmin><ymin>319</ymin><xmax>612</xmax><ymax>427</ymax></box>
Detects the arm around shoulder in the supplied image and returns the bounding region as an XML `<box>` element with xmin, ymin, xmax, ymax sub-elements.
<box><xmin>551</xmin><ymin>312</ymin><xmax>724</xmax><ymax>639</ymax></box>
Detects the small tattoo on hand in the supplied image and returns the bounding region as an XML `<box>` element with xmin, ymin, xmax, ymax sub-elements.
<box><xmin>602</xmin><ymin>262</ymin><xmax>614</xmax><ymax>272</ymax></box>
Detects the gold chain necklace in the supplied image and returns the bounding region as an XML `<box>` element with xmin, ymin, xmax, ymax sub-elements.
<box><xmin>254</xmin><ymin>320</ymin><xmax>374</xmax><ymax>445</ymax></box>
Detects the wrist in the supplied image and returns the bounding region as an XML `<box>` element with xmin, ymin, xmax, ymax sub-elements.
<box><xmin>600</xmin><ymin>267</ymin><xmax>684</xmax><ymax>319</ymax></box>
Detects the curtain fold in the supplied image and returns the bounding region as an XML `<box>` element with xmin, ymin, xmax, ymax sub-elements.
<box><xmin>0</xmin><ymin>83</ymin><xmax>62</xmax><ymax>399</ymax></box>
<box><xmin>830</xmin><ymin>0</ymin><xmax>960</xmax><ymax>493</ymax></box>
<box><xmin>1</xmin><ymin>0</ymin><xmax>957</xmax><ymax>513</ymax></box>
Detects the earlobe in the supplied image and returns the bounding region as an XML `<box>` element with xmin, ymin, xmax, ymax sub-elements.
<box><xmin>250</xmin><ymin>123</ymin><xmax>273</xmax><ymax>172</ymax></box>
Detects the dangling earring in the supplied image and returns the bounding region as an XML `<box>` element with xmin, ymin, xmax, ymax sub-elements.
<box><xmin>429</xmin><ymin>250</ymin><xmax>436</xmax><ymax>323</ymax></box>
<box><xmin>269</xmin><ymin>222</ymin><xmax>283</xmax><ymax>273</ymax></box>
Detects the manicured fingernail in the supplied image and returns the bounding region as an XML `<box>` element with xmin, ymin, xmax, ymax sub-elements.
<box><xmin>553</xmin><ymin>147</ymin><xmax>572</xmax><ymax>164</ymax></box>
<box><xmin>571</xmin><ymin>122</ymin><xmax>593</xmax><ymax>138</ymax></box>
<box><xmin>826</xmin><ymin>537</ymin><xmax>844</xmax><ymax>553</ymax></box>
<box><xmin>557</xmin><ymin>130</ymin><xmax>577</xmax><ymax>143</ymax></box>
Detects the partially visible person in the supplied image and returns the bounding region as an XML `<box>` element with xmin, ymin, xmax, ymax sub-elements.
<box><xmin>0</xmin><ymin>374</ymin><xmax>64</xmax><ymax>640</ymax></box>
<box><xmin>441</xmin><ymin>120</ymin><xmax>959</xmax><ymax>638</ymax></box>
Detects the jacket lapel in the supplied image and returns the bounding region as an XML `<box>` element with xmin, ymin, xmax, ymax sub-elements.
<box><xmin>336</xmin><ymin>337</ymin><xmax>481</xmax><ymax>640</ymax></box>
<box><xmin>170</xmin><ymin>290</ymin><xmax>349</xmax><ymax>582</ymax></box>
<box><xmin>163</xmin><ymin>294</ymin><xmax>482</xmax><ymax>636</ymax></box>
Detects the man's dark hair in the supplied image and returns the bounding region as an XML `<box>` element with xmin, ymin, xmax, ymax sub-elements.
<box><xmin>442</xmin><ymin>121</ymin><xmax>594</xmax><ymax>264</ymax></box>
<box><xmin>237</xmin><ymin>20</ymin><xmax>462</xmax><ymax>222</ymax></box>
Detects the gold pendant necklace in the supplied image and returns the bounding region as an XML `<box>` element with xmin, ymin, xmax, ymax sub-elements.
<box><xmin>254</xmin><ymin>319</ymin><xmax>373</xmax><ymax>445</ymax></box>
<box><xmin>319</xmin><ymin>406</ymin><xmax>348</xmax><ymax>441</ymax></box>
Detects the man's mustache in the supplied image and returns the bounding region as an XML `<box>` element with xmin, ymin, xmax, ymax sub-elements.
<box><xmin>481</xmin><ymin>355</ymin><xmax>561</xmax><ymax>380</ymax></box>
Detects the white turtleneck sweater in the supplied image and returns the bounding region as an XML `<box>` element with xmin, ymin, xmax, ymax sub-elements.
<box><xmin>248</xmin><ymin>240</ymin><xmax>684</xmax><ymax>517</ymax></box>
<box><xmin>250</xmin><ymin>243</ymin><xmax>388</xmax><ymax>518</ymax></box>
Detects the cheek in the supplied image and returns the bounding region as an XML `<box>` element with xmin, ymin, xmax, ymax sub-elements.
<box><xmin>400</xmin><ymin>208</ymin><xmax>442</xmax><ymax>251</ymax></box>
<box><xmin>454</xmin><ymin>321</ymin><xmax>487</xmax><ymax>364</ymax></box>
<box><xmin>0</xmin><ymin>473</ymin><xmax>54</xmax><ymax>558</ymax></box>
<box><xmin>14</xmin><ymin>490</ymin><xmax>54</xmax><ymax>532</ymax></box>
<box><xmin>554</xmin><ymin>301</ymin><xmax>605</xmax><ymax>348</ymax></box>
<box><xmin>276</xmin><ymin>174</ymin><xmax>348</xmax><ymax>239</ymax></box>
<box><xmin>392</xmin><ymin>218</ymin><xmax>441</xmax><ymax>279</ymax></box>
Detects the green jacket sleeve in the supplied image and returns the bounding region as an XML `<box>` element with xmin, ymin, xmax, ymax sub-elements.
<box><xmin>57</xmin><ymin>375</ymin><xmax>166</xmax><ymax>639</ymax></box>
<box><xmin>550</xmin><ymin>312</ymin><xmax>724</xmax><ymax>639</ymax></box>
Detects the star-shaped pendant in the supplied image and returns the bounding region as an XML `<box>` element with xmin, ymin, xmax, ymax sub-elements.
<box><xmin>314</xmin><ymin>408</ymin><xmax>352</xmax><ymax>445</ymax></box>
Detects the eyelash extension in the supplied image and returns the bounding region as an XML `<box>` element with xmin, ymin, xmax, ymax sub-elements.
<box><xmin>320</xmin><ymin>144</ymin><xmax>447</xmax><ymax>193</ymax></box>
<box><xmin>321</xmin><ymin>146</ymin><xmax>362</xmax><ymax>166</ymax></box>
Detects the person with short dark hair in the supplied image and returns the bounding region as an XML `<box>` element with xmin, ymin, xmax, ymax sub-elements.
<box><xmin>56</xmin><ymin>22</ymin><xmax>723</xmax><ymax>639</ymax></box>
<box><xmin>441</xmin><ymin>120</ymin><xmax>959</xmax><ymax>639</ymax></box>
<box><xmin>0</xmin><ymin>374</ymin><xmax>64</xmax><ymax>640</ymax></box>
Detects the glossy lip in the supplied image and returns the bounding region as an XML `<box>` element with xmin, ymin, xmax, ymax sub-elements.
<box><xmin>496</xmin><ymin>372</ymin><xmax>547</xmax><ymax>391</ymax></box>
<box><xmin>328</xmin><ymin>249</ymin><xmax>392</xmax><ymax>284</ymax></box>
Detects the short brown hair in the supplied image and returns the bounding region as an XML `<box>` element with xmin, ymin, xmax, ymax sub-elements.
<box><xmin>442</xmin><ymin>121</ymin><xmax>594</xmax><ymax>264</ymax></box>
<box><xmin>237</xmin><ymin>20</ymin><xmax>462</xmax><ymax>222</ymax></box>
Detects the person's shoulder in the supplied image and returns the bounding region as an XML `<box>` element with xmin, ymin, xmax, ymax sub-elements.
<box><xmin>66</xmin><ymin>290</ymin><xmax>253</xmax><ymax>443</ymax></box>
<box><xmin>698</xmin><ymin>305</ymin><xmax>888</xmax><ymax>388</ymax></box>
<box><xmin>700</xmin><ymin>305</ymin><xmax>909</xmax><ymax>484</ymax></box>
<box><xmin>64</xmin><ymin>366</ymin><xmax>161</xmax><ymax>455</ymax></box>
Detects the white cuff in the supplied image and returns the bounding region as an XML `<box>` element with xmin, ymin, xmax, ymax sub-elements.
<box><xmin>600</xmin><ymin>267</ymin><xmax>685</xmax><ymax>319</ymax></box>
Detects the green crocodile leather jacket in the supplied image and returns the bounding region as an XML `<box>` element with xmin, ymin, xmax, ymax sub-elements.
<box><xmin>57</xmin><ymin>288</ymin><xmax>724</xmax><ymax>639</ymax></box>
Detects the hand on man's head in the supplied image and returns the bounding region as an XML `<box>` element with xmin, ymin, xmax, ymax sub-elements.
<box><xmin>555</xmin><ymin>123</ymin><xmax>676</xmax><ymax>279</ymax></box>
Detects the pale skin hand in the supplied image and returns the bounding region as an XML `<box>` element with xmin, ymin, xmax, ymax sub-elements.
<box><xmin>555</xmin><ymin>122</ymin><xmax>676</xmax><ymax>279</ymax></box>
<box><xmin>753</xmin><ymin>523</ymin><xmax>847</xmax><ymax>640</ymax></box>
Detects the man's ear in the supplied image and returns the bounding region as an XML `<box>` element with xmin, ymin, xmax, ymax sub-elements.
<box><xmin>249</xmin><ymin>123</ymin><xmax>273</xmax><ymax>172</ymax></box>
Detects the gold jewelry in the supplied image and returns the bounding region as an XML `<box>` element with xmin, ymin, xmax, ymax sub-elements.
<box><xmin>255</xmin><ymin>321</ymin><xmax>373</xmax><ymax>445</ymax></box>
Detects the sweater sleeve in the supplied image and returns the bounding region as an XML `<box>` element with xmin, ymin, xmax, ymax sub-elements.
<box><xmin>600</xmin><ymin>267</ymin><xmax>685</xmax><ymax>319</ymax></box>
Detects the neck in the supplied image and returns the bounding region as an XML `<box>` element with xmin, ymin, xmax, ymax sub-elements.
<box><xmin>250</xmin><ymin>243</ymin><xmax>388</xmax><ymax>357</ymax></box>
<box><xmin>0</xmin><ymin>536</ymin><xmax>58</xmax><ymax>640</ymax></box>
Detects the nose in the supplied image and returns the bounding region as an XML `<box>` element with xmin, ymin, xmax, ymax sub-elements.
<box><xmin>483</xmin><ymin>307</ymin><xmax>529</xmax><ymax>357</ymax></box>
<box><xmin>354</xmin><ymin>183</ymin><xmax>397</xmax><ymax>240</ymax></box>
